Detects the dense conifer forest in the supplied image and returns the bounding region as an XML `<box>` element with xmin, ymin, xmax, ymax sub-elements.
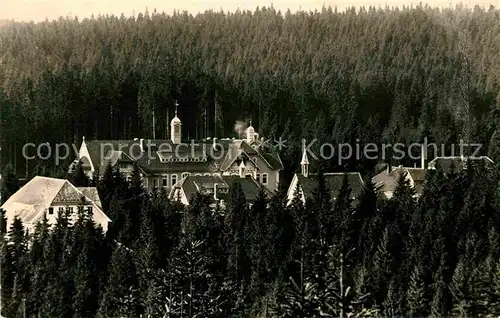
<box><xmin>0</xmin><ymin>5</ymin><xmax>499</xmax><ymax>175</ymax></box>
<box><xmin>1</xmin><ymin>4</ymin><xmax>500</xmax><ymax>317</ymax></box>
<box><xmin>1</xmin><ymin>160</ymin><xmax>500</xmax><ymax>317</ymax></box>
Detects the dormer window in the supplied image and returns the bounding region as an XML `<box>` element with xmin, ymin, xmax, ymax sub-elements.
<box><xmin>48</xmin><ymin>207</ymin><xmax>54</xmax><ymax>215</ymax></box>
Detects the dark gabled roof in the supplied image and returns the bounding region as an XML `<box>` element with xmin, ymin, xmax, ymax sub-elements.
<box><xmin>372</xmin><ymin>166</ymin><xmax>426</xmax><ymax>195</ymax></box>
<box><xmin>222</xmin><ymin>175</ymin><xmax>274</xmax><ymax>202</ymax></box>
<box><xmin>170</xmin><ymin>175</ymin><xmax>229</xmax><ymax>203</ymax></box>
<box><xmin>82</xmin><ymin>138</ymin><xmax>283</xmax><ymax>175</ymax></box>
<box><xmin>427</xmin><ymin>156</ymin><xmax>494</xmax><ymax>174</ymax></box>
<box><xmin>171</xmin><ymin>175</ymin><xmax>272</xmax><ymax>204</ymax></box>
<box><xmin>298</xmin><ymin>172</ymin><xmax>364</xmax><ymax>201</ymax></box>
<box><xmin>406</xmin><ymin>168</ymin><xmax>426</xmax><ymax>182</ymax></box>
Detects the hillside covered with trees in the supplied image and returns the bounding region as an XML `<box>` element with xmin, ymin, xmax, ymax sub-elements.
<box><xmin>0</xmin><ymin>5</ymin><xmax>500</xmax><ymax>177</ymax></box>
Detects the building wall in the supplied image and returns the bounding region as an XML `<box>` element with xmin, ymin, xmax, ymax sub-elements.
<box><xmin>46</xmin><ymin>203</ymin><xmax>109</xmax><ymax>232</ymax></box>
<box><xmin>224</xmin><ymin>159</ymin><xmax>278</xmax><ymax>192</ymax></box>
<box><xmin>46</xmin><ymin>204</ymin><xmax>93</xmax><ymax>226</ymax></box>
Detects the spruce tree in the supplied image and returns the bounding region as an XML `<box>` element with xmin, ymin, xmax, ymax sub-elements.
<box><xmin>98</xmin><ymin>244</ymin><xmax>138</xmax><ymax>317</ymax></box>
<box><xmin>1</xmin><ymin>163</ymin><xmax>19</xmax><ymax>204</ymax></box>
<box><xmin>67</xmin><ymin>159</ymin><xmax>90</xmax><ymax>187</ymax></box>
<box><xmin>225</xmin><ymin>180</ymin><xmax>250</xmax><ymax>285</ymax></box>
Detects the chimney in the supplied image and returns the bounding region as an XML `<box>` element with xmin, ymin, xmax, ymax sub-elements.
<box><xmin>140</xmin><ymin>138</ymin><xmax>145</xmax><ymax>152</ymax></box>
<box><xmin>214</xmin><ymin>183</ymin><xmax>218</xmax><ymax>200</ymax></box>
<box><xmin>386</xmin><ymin>164</ymin><xmax>391</xmax><ymax>175</ymax></box>
<box><xmin>421</xmin><ymin>144</ymin><xmax>426</xmax><ymax>169</ymax></box>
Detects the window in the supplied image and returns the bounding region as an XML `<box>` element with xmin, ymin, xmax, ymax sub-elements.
<box><xmin>204</xmin><ymin>173</ymin><xmax>211</xmax><ymax>176</ymax></box>
<box><xmin>171</xmin><ymin>174</ymin><xmax>178</xmax><ymax>186</ymax></box>
<box><xmin>48</xmin><ymin>207</ymin><xmax>54</xmax><ymax>215</ymax></box>
<box><xmin>182</xmin><ymin>172</ymin><xmax>190</xmax><ymax>179</ymax></box>
<box><xmin>162</xmin><ymin>177</ymin><xmax>168</xmax><ymax>187</ymax></box>
<box><xmin>66</xmin><ymin>207</ymin><xmax>74</xmax><ymax>213</ymax></box>
<box><xmin>58</xmin><ymin>207</ymin><xmax>64</xmax><ymax>213</ymax></box>
<box><xmin>144</xmin><ymin>178</ymin><xmax>149</xmax><ymax>188</ymax></box>
<box><xmin>253</xmin><ymin>157</ymin><xmax>258</xmax><ymax>164</ymax></box>
<box><xmin>195</xmin><ymin>173</ymin><xmax>202</xmax><ymax>176</ymax></box>
<box><xmin>87</xmin><ymin>206</ymin><xmax>93</xmax><ymax>214</ymax></box>
<box><xmin>256</xmin><ymin>174</ymin><xmax>261</xmax><ymax>183</ymax></box>
<box><xmin>262</xmin><ymin>173</ymin><xmax>268</xmax><ymax>185</ymax></box>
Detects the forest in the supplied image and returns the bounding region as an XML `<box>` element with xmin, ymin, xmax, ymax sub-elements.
<box><xmin>0</xmin><ymin>5</ymin><xmax>500</xmax><ymax>178</ymax></box>
<box><xmin>1</xmin><ymin>156</ymin><xmax>500</xmax><ymax>317</ymax></box>
<box><xmin>1</xmin><ymin>4</ymin><xmax>500</xmax><ymax>317</ymax></box>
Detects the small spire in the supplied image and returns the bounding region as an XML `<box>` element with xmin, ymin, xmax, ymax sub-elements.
<box><xmin>301</xmin><ymin>148</ymin><xmax>309</xmax><ymax>178</ymax></box>
<box><xmin>300</xmin><ymin>149</ymin><xmax>309</xmax><ymax>165</ymax></box>
<box><xmin>174</xmin><ymin>100</ymin><xmax>179</xmax><ymax>116</ymax></box>
<box><xmin>82</xmin><ymin>136</ymin><xmax>85</xmax><ymax>142</ymax></box>
<box><xmin>249</xmin><ymin>119</ymin><xmax>252</xmax><ymax>126</ymax></box>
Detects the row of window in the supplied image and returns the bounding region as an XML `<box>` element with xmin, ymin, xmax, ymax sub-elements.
<box><xmin>126</xmin><ymin>172</ymin><xmax>269</xmax><ymax>188</ymax></box>
<box><xmin>48</xmin><ymin>206</ymin><xmax>93</xmax><ymax>215</ymax></box>
<box><xmin>159</xmin><ymin>157</ymin><xmax>208</xmax><ymax>163</ymax></box>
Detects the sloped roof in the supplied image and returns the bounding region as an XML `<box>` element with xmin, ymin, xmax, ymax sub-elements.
<box><xmin>170</xmin><ymin>175</ymin><xmax>229</xmax><ymax>202</ymax></box>
<box><xmin>372</xmin><ymin>166</ymin><xmax>426</xmax><ymax>195</ymax></box>
<box><xmin>1</xmin><ymin>176</ymin><xmax>110</xmax><ymax>230</ymax></box>
<box><xmin>82</xmin><ymin>138</ymin><xmax>283</xmax><ymax>175</ymax></box>
<box><xmin>297</xmin><ymin>172</ymin><xmax>364</xmax><ymax>201</ymax></box>
<box><xmin>170</xmin><ymin>175</ymin><xmax>272</xmax><ymax>204</ymax></box>
<box><xmin>2</xmin><ymin>176</ymin><xmax>67</xmax><ymax>223</ymax></box>
<box><xmin>222</xmin><ymin>175</ymin><xmax>274</xmax><ymax>202</ymax></box>
<box><xmin>78</xmin><ymin>187</ymin><xmax>103</xmax><ymax>209</ymax></box>
<box><xmin>427</xmin><ymin>156</ymin><xmax>494</xmax><ymax>174</ymax></box>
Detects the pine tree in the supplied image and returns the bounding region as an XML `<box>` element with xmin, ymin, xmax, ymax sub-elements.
<box><xmin>2</xmin><ymin>217</ymin><xmax>28</xmax><ymax>317</ymax></box>
<box><xmin>98</xmin><ymin>244</ymin><xmax>139</xmax><ymax>317</ymax></box>
<box><xmin>1</xmin><ymin>163</ymin><xmax>19</xmax><ymax>204</ymax></box>
<box><xmin>0</xmin><ymin>208</ymin><xmax>6</xmax><ymax>234</ymax></box>
<box><xmin>225</xmin><ymin>180</ymin><xmax>250</xmax><ymax>285</ymax></box>
<box><xmin>407</xmin><ymin>263</ymin><xmax>427</xmax><ymax>317</ymax></box>
<box><xmin>67</xmin><ymin>159</ymin><xmax>90</xmax><ymax>187</ymax></box>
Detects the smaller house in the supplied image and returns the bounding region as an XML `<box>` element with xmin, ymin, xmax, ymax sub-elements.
<box><xmin>427</xmin><ymin>156</ymin><xmax>494</xmax><ymax>174</ymax></box>
<box><xmin>169</xmin><ymin>174</ymin><xmax>273</xmax><ymax>207</ymax></box>
<box><xmin>286</xmin><ymin>150</ymin><xmax>364</xmax><ymax>206</ymax></box>
<box><xmin>0</xmin><ymin>176</ymin><xmax>111</xmax><ymax>233</ymax></box>
<box><xmin>372</xmin><ymin>165</ymin><xmax>427</xmax><ymax>199</ymax></box>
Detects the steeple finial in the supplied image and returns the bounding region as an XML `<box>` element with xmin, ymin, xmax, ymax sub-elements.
<box><xmin>301</xmin><ymin>148</ymin><xmax>309</xmax><ymax>177</ymax></box>
<box><xmin>249</xmin><ymin>119</ymin><xmax>252</xmax><ymax>126</ymax></box>
<box><xmin>175</xmin><ymin>100</ymin><xmax>179</xmax><ymax>116</ymax></box>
